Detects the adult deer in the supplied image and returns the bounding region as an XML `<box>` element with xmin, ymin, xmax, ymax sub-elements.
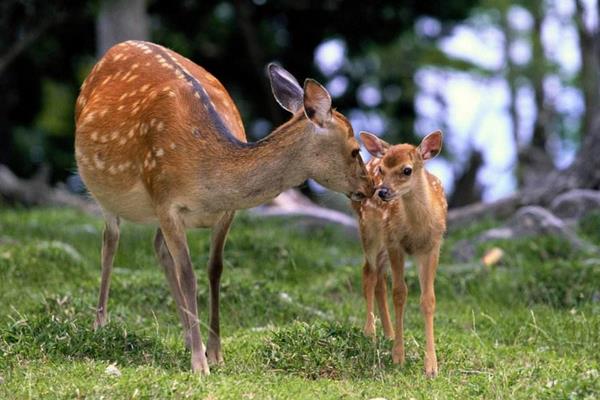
<box><xmin>353</xmin><ymin>131</ymin><xmax>446</xmax><ymax>377</ymax></box>
<box><xmin>74</xmin><ymin>40</ymin><xmax>373</xmax><ymax>375</ymax></box>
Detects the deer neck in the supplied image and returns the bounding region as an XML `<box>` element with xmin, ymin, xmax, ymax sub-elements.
<box><xmin>211</xmin><ymin>114</ymin><xmax>311</xmax><ymax>210</ymax></box>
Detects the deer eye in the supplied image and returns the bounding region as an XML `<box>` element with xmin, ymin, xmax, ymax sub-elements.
<box><xmin>351</xmin><ymin>149</ymin><xmax>360</xmax><ymax>158</ymax></box>
<box><xmin>403</xmin><ymin>167</ymin><xmax>412</xmax><ymax>176</ymax></box>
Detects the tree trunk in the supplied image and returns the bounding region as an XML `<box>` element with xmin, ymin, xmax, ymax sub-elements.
<box><xmin>96</xmin><ymin>0</ymin><xmax>150</xmax><ymax>58</ymax></box>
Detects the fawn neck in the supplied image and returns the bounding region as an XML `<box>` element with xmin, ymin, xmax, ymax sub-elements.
<box><xmin>209</xmin><ymin>114</ymin><xmax>311</xmax><ymax>210</ymax></box>
<box><xmin>400</xmin><ymin>169</ymin><xmax>433</xmax><ymax>226</ymax></box>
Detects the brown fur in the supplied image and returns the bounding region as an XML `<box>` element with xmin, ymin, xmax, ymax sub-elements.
<box><xmin>76</xmin><ymin>40</ymin><xmax>373</xmax><ymax>375</ymax></box>
<box><xmin>352</xmin><ymin>131</ymin><xmax>447</xmax><ymax>377</ymax></box>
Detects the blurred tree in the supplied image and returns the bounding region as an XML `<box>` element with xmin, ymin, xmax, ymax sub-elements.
<box><xmin>96</xmin><ymin>0</ymin><xmax>150</xmax><ymax>57</ymax></box>
<box><xmin>1</xmin><ymin>0</ymin><xmax>478</xmax><ymax>186</ymax></box>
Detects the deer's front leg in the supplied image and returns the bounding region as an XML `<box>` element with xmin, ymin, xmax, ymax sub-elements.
<box><xmin>417</xmin><ymin>245</ymin><xmax>440</xmax><ymax>378</ymax></box>
<box><xmin>387</xmin><ymin>244</ymin><xmax>407</xmax><ymax>366</ymax></box>
<box><xmin>94</xmin><ymin>213</ymin><xmax>120</xmax><ymax>330</ymax></box>
<box><xmin>206</xmin><ymin>211</ymin><xmax>234</xmax><ymax>366</ymax></box>
<box><xmin>159</xmin><ymin>211</ymin><xmax>209</xmax><ymax>375</ymax></box>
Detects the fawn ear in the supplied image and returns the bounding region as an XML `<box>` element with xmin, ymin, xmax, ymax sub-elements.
<box><xmin>360</xmin><ymin>131</ymin><xmax>390</xmax><ymax>158</ymax></box>
<box><xmin>419</xmin><ymin>130</ymin><xmax>443</xmax><ymax>160</ymax></box>
<box><xmin>268</xmin><ymin>63</ymin><xmax>304</xmax><ymax>113</ymax></box>
<box><xmin>303</xmin><ymin>79</ymin><xmax>332</xmax><ymax>127</ymax></box>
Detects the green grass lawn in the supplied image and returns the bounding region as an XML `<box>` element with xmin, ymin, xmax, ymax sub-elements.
<box><xmin>0</xmin><ymin>207</ymin><xmax>598</xmax><ymax>399</ymax></box>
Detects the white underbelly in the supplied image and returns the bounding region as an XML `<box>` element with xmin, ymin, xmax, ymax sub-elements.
<box><xmin>88</xmin><ymin>180</ymin><xmax>158</xmax><ymax>224</ymax></box>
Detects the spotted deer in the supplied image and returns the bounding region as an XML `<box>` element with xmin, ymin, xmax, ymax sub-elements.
<box><xmin>74</xmin><ymin>40</ymin><xmax>373</xmax><ymax>375</ymax></box>
<box><xmin>352</xmin><ymin>131</ymin><xmax>446</xmax><ymax>377</ymax></box>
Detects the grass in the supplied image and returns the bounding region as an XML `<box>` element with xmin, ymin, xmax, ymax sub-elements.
<box><xmin>0</xmin><ymin>207</ymin><xmax>598</xmax><ymax>399</ymax></box>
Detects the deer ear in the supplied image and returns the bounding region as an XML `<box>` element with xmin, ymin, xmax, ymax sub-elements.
<box><xmin>303</xmin><ymin>79</ymin><xmax>332</xmax><ymax>127</ymax></box>
<box><xmin>267</xmin><ymin>63</ymin><xmax>304</xmax><ymax>113</ymax></box>
<box><xmin>419</xmin><ymin>130</ymin><xmax>443</xmax><ymax>160</ymax></box>
<box><xmin>360</xmin><ymin>131</ymin><xmax>390</xmax><ymax>158</ymax></box>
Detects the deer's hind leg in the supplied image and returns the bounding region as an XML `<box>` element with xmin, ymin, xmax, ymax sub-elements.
<box><xmin>93</xmin><ymin>213</ymin><xmax>120</xmax><ymax>330</ymax></box>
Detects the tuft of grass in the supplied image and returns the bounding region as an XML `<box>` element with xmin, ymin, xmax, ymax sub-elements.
<box><xmin>261</xmin><ymin>321</ymin><xmax>392</xmax><ymax>380</ymax></box>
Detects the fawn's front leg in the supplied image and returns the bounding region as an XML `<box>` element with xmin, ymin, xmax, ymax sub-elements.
<box><xmin>416</xmin><ymin>245</ymin><xmax>440</xmax><ymax>378</ymax></box>
<box><xmin>206</xmin><ymin>211</ymin><xmax>234</xmax><ymax>366</ymax></box>
<box><xmin>362</xmin><ymin>261</ymin><xmax>378</xmax><ymax>337</ymax></box>
<box><xmin>387</xmin><ymin>244</ymin><xmax>407</xmax><ymax>365</ymax></box>
<box><xmin>375</xmin><ymin>269</ymin><xmax>394</xmax><ymax>340</ymax></box>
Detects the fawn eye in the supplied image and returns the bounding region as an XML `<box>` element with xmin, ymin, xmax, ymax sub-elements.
<box><xmin>351</xmin><ymin>149</ymin><xmax>360</xmax><ymax>158</ymax></box>
<box><xmin>403</xmin><ymin>167</ymin><xmax>412</xmax><ymax>176</ymax></box>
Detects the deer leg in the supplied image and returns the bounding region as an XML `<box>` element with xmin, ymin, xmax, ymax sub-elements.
<box><xmin>375</xmin><ymin>268</ymin><xmax>394</xmax><ymax>340</ymax></box>
<box><xmin>417</xmin><ymin>246</ymin><xmax>440</xmax><ymax>378</ymax></box>
<box><xmin>388</xmin><ymin>245</ymin><xmax>407</xmax><ymax>366</ymax></box>
<box><xmin>154</xmin><ymin>228</ymin><xmax>191</xmax><ymax>349</ymax></box>
<box><xmin>93</xmin><ymin>213</ymin><xmax>120</xmax><ymax>330</ymax></box>
<box><xmin>362</xmin><ymin>260</ymin><xmax>378</xmax><ymax>338</ymax></box>
<box><xmin>206</xmin><ymin>211</ymin><xmax>234</xmax><ymax>366</ymax></box>
<box><xmin>159</xmin><ymin>211</ymin><xmax>209</xmax><ymax>375</ymax></box>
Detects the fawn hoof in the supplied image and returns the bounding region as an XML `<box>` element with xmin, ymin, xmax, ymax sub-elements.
<box><xmin>363</xmin><ymin>321</ymin><xmax>376</xmax><ymax>338</ymax></box>
<box><xmin>424</xmin><ymin>355</ymin><xmax>438</xmax><ymax>378</ymax></box>
<box><xmin>425</xmin><ymin>365</ymin><xmax>437</xmax><ymax>379</ymax></box>
<box><xmin>392</xmin><ymin>345</ymin><xmax>405</xmax><ymax>366</ymax></box>
<box><xmin>383</xmin><ymin>329</ymin><xmax>395</xmax><ymax>341</ymax></box>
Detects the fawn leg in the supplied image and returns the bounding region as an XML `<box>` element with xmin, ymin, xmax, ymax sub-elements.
<box><xmin>206</xmin><ymin>211</ymin><xmax>234</xmax><ymax>366</ymax></box>
<box><xmin>375</xmin><ymin>269</ymin><xmax>394</xmax><ymax>340</ymax></box>
<box><xmin>159</xmin><ymin>210</ymin><xmax>209</xmax><ymax>375</ymax></box>
<box><xmin>93</xmin><ymin>213</ymin><xmax>120</xmax><ymax>329</ymax></box>
<box><xmin>362</xmin><ymin>260</ymin><xmax>378</xmax><ymax>337</ymax></box>
<box><xmin>154</xmin><ymin>228</ymin><xmax>191</xmax><ymax>348</ymax></box>
<box><xmin>388</xmin><ymin>245</ymin><xmax>407</xmax><ymax>365</ymax></box>
<box><xmin>417</xmin><ymin>246</ymin><xmax>440</xmax><ymax>378</ymax></box>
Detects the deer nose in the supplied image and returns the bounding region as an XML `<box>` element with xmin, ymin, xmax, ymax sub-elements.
<box><xmin>378</xmin><ymin>187</ymin><xmax>390</xmax><ymax>200</ymax></box>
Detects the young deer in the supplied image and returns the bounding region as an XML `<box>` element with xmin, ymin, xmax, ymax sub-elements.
<box><xmin>352</xmin><ymin>130</ymin><xmax>446</xmax><ymax>377</ymax></box>
<box><xmin>74</xmin><ymin>40</ymin><xmax>373</xmax><ymax>375</ymax></box>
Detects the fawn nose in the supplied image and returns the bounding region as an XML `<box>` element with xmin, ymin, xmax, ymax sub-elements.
<box><xmin>378</xmin><ymin>187</ymin><xmax>391</xmax><ymax>200</ymax></box>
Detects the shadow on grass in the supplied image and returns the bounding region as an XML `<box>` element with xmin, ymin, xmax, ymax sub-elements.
<box><xmin>0</xmin><ymin>299</ymin><xmax>189</xmax><ymax>371</ymax></box>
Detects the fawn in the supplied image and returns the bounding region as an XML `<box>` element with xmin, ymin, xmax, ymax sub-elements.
<box><xmin>74</xmin><ymin>40</ymin><xmax>373</xmax><ymax>375</ymax></box>
<box><xmin>352</xmin><ymin>130</ymin><xmax>446</xmax><ymax>377</ymax></box>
